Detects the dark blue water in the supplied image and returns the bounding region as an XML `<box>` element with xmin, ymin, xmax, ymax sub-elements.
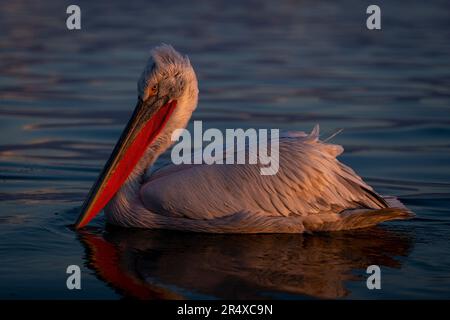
<box><xmin>0</xmin><ymin>0</ymin><xmax>449</xmax><ymax>299</ymax></box>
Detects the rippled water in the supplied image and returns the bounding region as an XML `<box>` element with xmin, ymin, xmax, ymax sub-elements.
<box><xmin>0</xmin><ymin>0</ymin><xmax>449</xmax><ymax>299</ymax></box>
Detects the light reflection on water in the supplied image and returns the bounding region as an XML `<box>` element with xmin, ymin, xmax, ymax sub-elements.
<box><xmin>0</xmin><ymin>0</ymin><xmax>449</xmax><ymax>299</ymax></box>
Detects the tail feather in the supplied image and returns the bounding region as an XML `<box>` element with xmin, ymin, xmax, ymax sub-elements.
<box><xmin>383</xmin><ymin>196</ymin><xmax>410</xmax><ymax>211</ymax></box>
<box><xmin>307</xmin><ymin>196</ymin><xmax>414</xmax><ymax>232</ymax></box>
<box><xmin>339</xmin><ymin>208</ymin><xmax>413</xmax><ymax>229</ymax></box>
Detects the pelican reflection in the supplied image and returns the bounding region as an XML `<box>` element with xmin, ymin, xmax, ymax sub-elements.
<box><xmin>78</xmin><ymin>226</ymin><xmax>413</xmax><ymax>299</ymax></box>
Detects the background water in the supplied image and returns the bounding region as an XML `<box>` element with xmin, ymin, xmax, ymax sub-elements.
<box><xmin>0</xmin><ymin>0</ymin><xmax>449</xmax><ymax>299</ymax></box>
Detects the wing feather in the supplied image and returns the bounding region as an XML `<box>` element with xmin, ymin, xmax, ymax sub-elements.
<box><xmin>140</xmin><ymin>126</ymin><xmax>387</xmax><ymax>220</ymax></box>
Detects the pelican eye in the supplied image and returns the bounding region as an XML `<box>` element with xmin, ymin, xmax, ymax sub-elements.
<box><xmin>149</xmin><ymin>83</ymin><xmax>158</xmax><ymax>95</ymax></box>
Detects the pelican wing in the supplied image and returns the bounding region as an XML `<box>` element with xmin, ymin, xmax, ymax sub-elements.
<box><xmin>140</xmin><ymin>126</ymin><xmax>387</xmax><ymax>221</ymax></box>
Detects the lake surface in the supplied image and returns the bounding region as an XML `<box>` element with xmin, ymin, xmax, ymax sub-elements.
<box><xmin>0</xmin><ymin>0</ymin><xmax>449</xmax><ymax>299</ymax></box>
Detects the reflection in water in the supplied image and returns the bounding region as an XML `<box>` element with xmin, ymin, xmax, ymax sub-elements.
<box><xmin>78</xmin><ymin>226</ymin><xmax>413</xmax><ymax>299</ymax></box>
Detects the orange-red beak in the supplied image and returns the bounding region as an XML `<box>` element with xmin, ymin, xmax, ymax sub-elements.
<box><xmin>75</xmin><ymin>97</ymin><xmax>177</xmax><ymax>229</ymax></box>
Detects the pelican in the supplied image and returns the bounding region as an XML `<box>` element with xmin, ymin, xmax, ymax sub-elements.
<box><xmin>75</xmin><ymin>45</ymin><xmax>412</xmax><ymax>233</ymax></box>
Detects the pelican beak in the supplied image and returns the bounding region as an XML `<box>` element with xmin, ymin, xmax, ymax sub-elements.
<box><xmin>74</xmin><ymin>96</ymin><xmax>177</xmax><ymax>229</ymax></box>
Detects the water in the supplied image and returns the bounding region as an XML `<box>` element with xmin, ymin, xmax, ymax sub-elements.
<box><xmin>0</xmin><ymin>0</ymin><xmax>449</xmax><ymax>299</ymax></box>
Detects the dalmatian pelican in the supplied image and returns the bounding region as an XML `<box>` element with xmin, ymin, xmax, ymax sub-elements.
<box><xmin>75</xmin><ymin>45</ymin><xmax>412</xmax><ymax>233</ymax></box>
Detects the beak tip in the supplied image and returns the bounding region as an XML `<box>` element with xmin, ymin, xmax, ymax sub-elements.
<box><xmin>74</xmin><ymin>217</ymin><xmax>88</xmax><ymax>230</ymax></box>
<box><xmin>74</xmin><ymin>213</ymin><xmax>88</xmax><ymax>230</ymax></box>
<box><xmin>68</xmin><ymin>222</ymin><xmax>82</xmax><ymax>231</ymax></box>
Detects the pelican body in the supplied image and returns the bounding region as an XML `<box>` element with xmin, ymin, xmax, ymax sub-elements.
<box><xmin>75</xmin><ymin>45</ymin><xmax>411</xmax><ymax>233</ymax></box>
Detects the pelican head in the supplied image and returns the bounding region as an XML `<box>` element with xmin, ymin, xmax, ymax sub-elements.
<box><xmin>75</xmin><ymin>45</ymin><xmax>198</xmax><ymax>229</ymax></box>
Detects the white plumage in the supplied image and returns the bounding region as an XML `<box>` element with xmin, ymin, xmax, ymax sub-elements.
<box><xmin>103</xmin><ymin>45</ymin><xmax>411</xmax><ymax>233</ymax></box>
